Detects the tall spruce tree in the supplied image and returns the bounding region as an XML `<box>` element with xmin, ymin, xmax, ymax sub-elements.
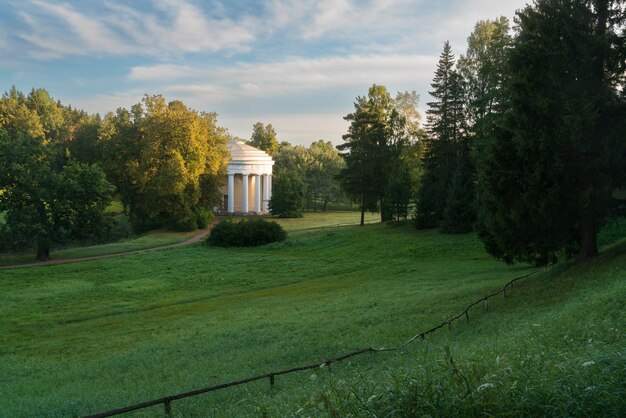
<box><xmin>476</xmin><ymin>0</ymin><xmax>626</xmax><ymax>264</ymax></box>
<box><xmin>415</xmin><ymin>41</ymin><xmax>466</xmax><ymax>229</ymax></box>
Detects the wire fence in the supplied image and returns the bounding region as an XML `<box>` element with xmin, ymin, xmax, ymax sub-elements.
<box><xmin>84</xmin><ymin>264</ymin><xmax>552</xmax><ymax>418</ymax></box>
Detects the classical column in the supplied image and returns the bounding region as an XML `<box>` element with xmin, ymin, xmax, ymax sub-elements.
<box><xmin>262</xmin><ymin>174</ymin><xmax>269</xmax><ymax>212</ymax></box>
<box><xmin>242</xmin><ymin>174</ymin><xmax>249</xmax><ymax>213</ymax></box>
<box><xmin>227</xmin><ymin>174</ymin><xmax>234</xmax><ymax>213</ymax></box>
<box><xmin>254</xmin><ymin>174</ymin><xmax>261</xmax><ymax>213</ymax></box>
<box><xmin>268</xmin><ymin>175</ymin><xmax>273</xmax><ymax>202</ymax></box>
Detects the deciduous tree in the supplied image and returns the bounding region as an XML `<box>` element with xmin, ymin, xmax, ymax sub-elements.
<box><xmin>338</xmin><ymin>84</ymin><xmax>409</xmax><ymax>225</ymax></box>
<box><xmin>0</xmin><ymin>129</ymin><xmax>114</xmax><ymax>260</ymax></box>
<box><xmin>250</xmin><ymin>122</ymin><xmax>279</xmax><ymax>156</ymax></box>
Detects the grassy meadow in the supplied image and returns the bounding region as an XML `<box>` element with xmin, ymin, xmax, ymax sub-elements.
<box><xmin>0</xmin><ymin>213</ymin><xmax>624</xmax><ymax>417</ymax></box>
<box><xmin>0</xmin><ymin>229</ymin><xmax>198</xmax><ymax>267</ymax></box>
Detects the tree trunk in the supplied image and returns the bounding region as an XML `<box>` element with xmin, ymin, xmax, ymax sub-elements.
<box><xmin>37</xmin><ymin>244</ymin><xmax>50</xmax><ymax>262</ymax></box>
<box><xmin>360</xmin><ymin>192</ymin><xmax>365</xmax><ymax>226</ymax></box>
<box><xmin>579</xmin><ymin>214</ymin><xmax>598</xmax><ymax>261</ymax></box>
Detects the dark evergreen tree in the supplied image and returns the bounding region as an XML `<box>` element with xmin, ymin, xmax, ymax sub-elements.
<box><xmin>415</xmin><ymin>41</ymin><xmax>466</xmax><ymax>229</ymax></box>
<box><xmin>476</xmin><ymin>0</ymin><xmax>626</xmax><ymax>264</ymax></box>
<box><xmin>440</xmin><ymin>140</ymin><xmax>475</xmax><ymax>233</ymax></box>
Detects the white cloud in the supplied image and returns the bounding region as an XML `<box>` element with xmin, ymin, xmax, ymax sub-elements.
<box><xmin>218</xmin><ymin>54</ymin><xmax>436</xmax><ymax>92</ymax></box>
<box><xmin>129</xmin><ymin>65</ymin><xmax>205</xmax><ymax>80</ymax></box>
<box><xmin>14</xmin><ymin>0</ymin><xmax>257</xmax><ymax>58</ymax></box>
<box><xmin>128</xmin><ymin>54</ymin><xmax>437</xmax><ymax>99</ymax></box>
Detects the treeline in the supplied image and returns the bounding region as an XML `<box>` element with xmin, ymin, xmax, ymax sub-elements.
<box><xmin>0</xmin><ymin>91</ymin><xmax>230</xmax><ymax>259</ymax></box>
<box><xmin>338</xmin><ymin>0</ymin><xmax>626</xmax><ymax>264</ymax></box>
<box><xmin>241</xmin><ymin>122</ymin><xmax>349</xmax><ymax>217</ymax></box>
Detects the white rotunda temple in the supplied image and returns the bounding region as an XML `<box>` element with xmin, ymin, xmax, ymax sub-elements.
<box><xmin>220</xmin><ymin>140</ymin><xmax>274</xmax><ymax>214</ymax></box>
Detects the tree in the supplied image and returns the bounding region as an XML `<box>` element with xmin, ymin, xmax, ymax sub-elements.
<box><xmin>434</xmin><ymin>18</ymin><xmax>514</xmax><ymax>234</ymax></box>
<box><xmin>0</xmin><ymin>87</ymin><xmax>45</xmax><ymax>140</ymax></box>
<box><xmin>440</xmin><ymin>140</ymin><xmax>475</xmax><ymax>233</ymax></box>
<box><xmin>250</xmin><ymin>122</ymin><xmax>279</xmax><ymax>156</ymax></box>
<box><xmin>99</xmin><ymin>96</ymin><xmax>229</xmax><ymax>231</ymax></box>
<box><xmin>476</xmin><ymin>0</ymin><xmax>626</xmax><ymax>264</ymax></box>
<box><xmin>338</xmin><ymin>84</ymin><xmax>409</xmax><ymax>225</ymax></box>
<box><xmin>269</xmin><ymin>171</ymin><xmax>306</xmax><ymax>217</ymax></box>
<box><xmin>306</xmin><ymin>140</ymin><xmax>345</xmax><ymax>211</ymax></box>
<box><xmin>458</xmin><ymin>18</ymin><xmax>512</xmax><ymax>129</ymax></box>
<box><xmin>415</xmin><ymin>41</ymin><xmax>467</xmax><ymax>229</ymax></box>
<box><xmin>0</xmin><ymin>129</ymin><xmax>114</xmax><ymax>260</ymax></box>
<box><xmin>273</xmin><ymin>142</ymin><xmax>309</xmax><ymax>175</ymax></box>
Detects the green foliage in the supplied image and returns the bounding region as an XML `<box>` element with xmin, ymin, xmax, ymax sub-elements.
<box><xmin>382</xmin><ymin>160</ymin><xmax>413</xmax><ymax>222</ymax></box>
<box><xmin>476</xmin><ymin>0</ymin><xmax>626</xmax><ymax>264</ymax></box>
<box><xmin>98</xmin><ymin>96</ymin><xmax>229</xmax><ymax>232</ymax></box>
<box><xmin>206</xmin><ymin>218</ymin><xmax>286</xmax><ymax>247</ymax></box>
<box><xmin>274</xmin><ymin>140</ymin><xmax>346</xmax><ymax>211</ymax></box>
<box><xmin>0</xmin><ymin>128</ymin><xmax>114</xmax><ymax>260</ymax></box>
<box><xmin>440</xmin><ymin>141</ymin><xmax>476</xmax><ymax>233</ymax></box>
<box><xmin>250</xmin><ymin>122</ymin><xmax>279</xmax><ymax>156</ymax></box>
<box><xmin>338</xmin><ymin>85</ymin><xmax>413</xmax><ymax>224</ymax></box>
<box><xmin>269</xmin><ymin>171</ymin><xmax>306</xmax><ymax>218</ymax></box>
<box><xmin>415</xmin><ymin>42</ymin><xmax>468</xmax><ymax>229</ymax></box>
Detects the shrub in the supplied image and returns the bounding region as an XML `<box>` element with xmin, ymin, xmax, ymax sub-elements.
<box><xmin>206</xmin><ymin>218</ymin><xmax>286</xmax><ymax>247</ymax></box>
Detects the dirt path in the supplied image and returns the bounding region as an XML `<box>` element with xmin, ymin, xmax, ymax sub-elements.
<box><xmin>0</xmin><ymin>227</ymin><xmax>213</xmax><ymax>270</ymax></box>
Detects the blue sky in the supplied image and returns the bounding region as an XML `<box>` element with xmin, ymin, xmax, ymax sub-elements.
<box><xmin>0</xmin><ymin>0</ymin><xmax>528</xmax><ymax>145</ymax></box>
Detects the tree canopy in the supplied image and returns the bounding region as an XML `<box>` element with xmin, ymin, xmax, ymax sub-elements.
<box><xmin>0</xmin><ymin>88</ymin><xmax>119</xmax><ymax>260</ymax></box>
<box><xmin>98</xmin><ymin>95</ymin><xmax>229</xmax><ymax>231</ymax></box>
<box><xmin>476</xmin><ymin>0</ymin><xmax>626</xmax><ymax>264</ymax></box>
<box><xmin>337</xmin><ymin>85</ymin><xmax>415</xmax><ymax>224</ymax></box>
<box><xmin>250</xmin><ymin>122</ymin><xmax>279</xmax><ymax>156</ymax></box>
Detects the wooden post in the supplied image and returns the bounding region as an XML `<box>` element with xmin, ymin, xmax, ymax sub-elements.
<box><xmin>164</xmin><ymin>399</ymin><xmax>172</xmax><ymax>416</ymax></box>
<box><xmin>465</xmin><ymin>310</ymin><xmax>470</xmax><ymax>322</ymax></box>
<box><xmin>269</xmin><ymin>374</ymin><xmax>275</xmax><ymax>387</ymax></box>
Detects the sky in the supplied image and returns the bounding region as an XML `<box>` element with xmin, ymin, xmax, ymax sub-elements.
<box><xmin>0</xmin><ymin>0</ymin><xmax>530</xmax><ymax>145</ymax></box>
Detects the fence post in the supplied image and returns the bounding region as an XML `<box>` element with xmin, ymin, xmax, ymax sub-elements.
<box><xmin>164</xmin><ymin>398</ymin><xmax>172</xmax><ymax>416</ymax></box>
<box><xmin>465</xmin><ymin>310</ymin><xmax>470</xmax><ymax>322</ymax></box>
<box><xmin>484</xmin><ymin>298</ymin><xmax>489</xmax><ymax>312</ymax></box>
<box><xmin>269</xmin><ymin>373</ymin><xmax>275</xmax><ymax>387</ymax></box>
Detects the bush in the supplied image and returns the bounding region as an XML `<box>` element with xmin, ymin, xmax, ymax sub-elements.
<box><xmin>206</xmin><ymin>218</ymin><xmax>286</xmax><ymax>247</ymax></box>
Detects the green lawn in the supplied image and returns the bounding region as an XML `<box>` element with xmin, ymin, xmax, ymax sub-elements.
<box><xmin>225</xmin><ymin>210</ymin><xmax>379</xmax><ymax>232</ymax></box>
<box><xmin>0</xmin><ymin>215</ymin><xmax>624</xmax><ymax>417</ymax></box>
<box><xmin>0</xmin><ymin>229</ymin><xmax>198</xmax><ymax>267</ymax></box>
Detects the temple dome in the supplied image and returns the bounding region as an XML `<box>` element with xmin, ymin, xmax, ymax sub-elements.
<box><xmin>228</xmin><ymin>140</ymin><xmax>274</xmax><ymax>165</ymax></box>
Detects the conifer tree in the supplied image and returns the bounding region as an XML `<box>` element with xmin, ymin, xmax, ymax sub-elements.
<box><xmin>476</xmin><ymin>0</ymin><xmax>626</xmax><ymax>264</ymax></box>
<box><xmin>415</xmin><ymin>41</ymin><xmax>466</xmax><ymax>229</ymax></box>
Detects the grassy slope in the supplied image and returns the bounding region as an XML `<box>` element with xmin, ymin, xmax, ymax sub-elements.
<box><xmin>0</xmin><ymin>215</ymin><xmax>623</xmax><ymax>417</ymax></box>
<box><xmin>0</xmin><ymin>230</ymin><xmax>198</xmax><ymax>267</ymax></box>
